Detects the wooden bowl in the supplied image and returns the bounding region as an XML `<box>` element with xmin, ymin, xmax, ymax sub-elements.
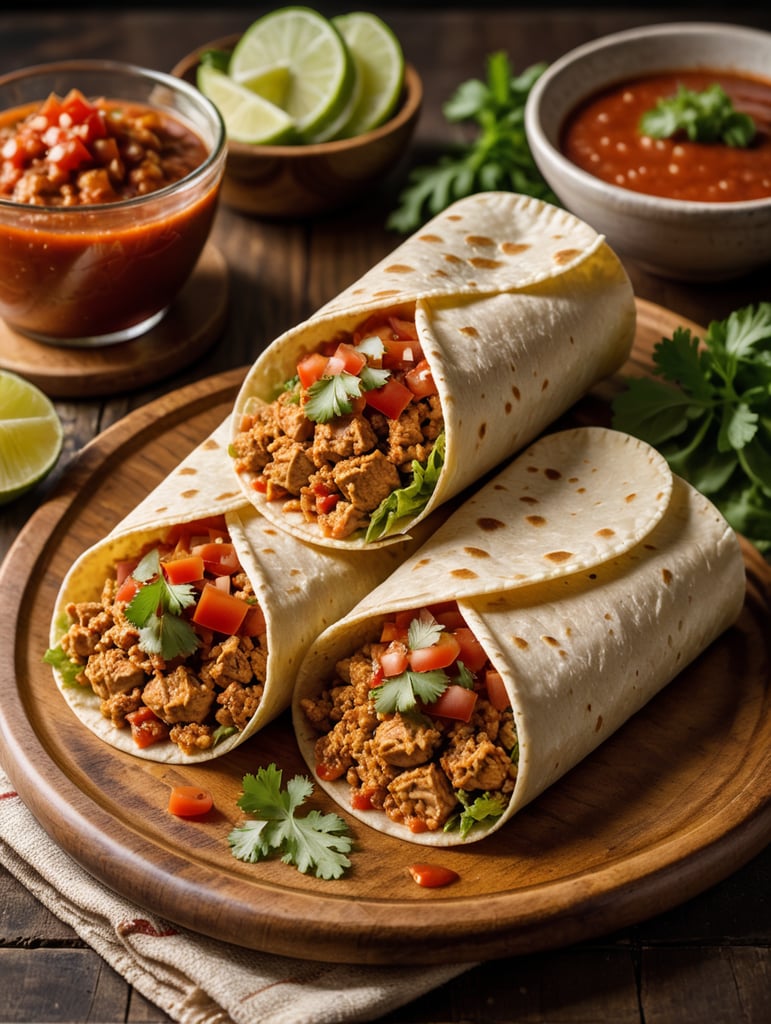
<box><xmin>172</xmin><ymin>36</ymin><xmax>422</xmax><ymax>218</ymax></box>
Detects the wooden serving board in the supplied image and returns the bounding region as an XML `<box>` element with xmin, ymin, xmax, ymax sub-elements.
<box><xmin>0</xmin><ymin>299</ymin><xmax>769</xmax><ymax>966</ymax></box>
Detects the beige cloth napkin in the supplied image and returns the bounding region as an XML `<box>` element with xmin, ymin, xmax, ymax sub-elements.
<box><xmin>0</xmin><ymin>767</ymin><xmax>471</xmax><ymax>1024</ymax></box>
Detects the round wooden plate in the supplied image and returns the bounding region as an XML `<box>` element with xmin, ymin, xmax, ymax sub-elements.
<box><xmin>0</xmin><ymin>299</ymin><xmax>768</xmax><ymax>966</ymax></box>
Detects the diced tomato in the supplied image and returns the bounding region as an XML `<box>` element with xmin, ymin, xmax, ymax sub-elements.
<box><xmin>115</xmin><ymin>575</ymin><xmax>140</xmax><ymax>604</ymax></box>
<box><xmin>394</xmin><ymin>609</ymin><xmax>417</xmax><ymax>630</ymax></box>
<box><xmin>427</xmin><ymin>684</ymin><xmax>478</xmax><ymax>722</ymax></box>
<box><xmin>365</xmin><ymin>376</ymin><xmax>413</xmax><ymax>420</ymax></box>
<box><xmin>453</xmin><ymin>627</ymin><xmax>488</xmax><ymax>674</ymax></box>
<box><xmin>60</xmin><ymin>89</ymin><xmax>95</xmax><ymax>124</ymax></box>
<box><xmin>431</xmin><ymin>607</ymin><xmax>466</xmax><ymax>630</ymax></box>
<box><xmin>192</xmin><ymin>583</ymin><xmax>248</xmax><ymax>635</ymax></box>
<box><xmin>164</xmin><ymin>516</ymin><xmax>227</xmax><ymax>545</ymax></box>
<box><xmin>405</xmin><ymin>359</ymin><xmax>438</xmax><ymax>398</ymax></box>
<box><xmin>408</xmin><ymin>863</ymin><xmax>460</xmax><ymax>888</ymax></box>
<box><xmin>81</xmin><ymin>109</ymin><xmax>108</xmax><ymax>143</ymax></box>
<box><xmin>382</xmin><ymin>339</ymin><xmax>419</xmax><ymax>370</ymax></box>
<box><xmin>369</xmin><ymin>662</ymin><xmax>384</xmax><ymax>688</ymax></box>
<box><xmin>326</xmin><ymin>342</ymin><xmax>366</xmax><ymax>377</ymax></box>
<box><xmin>126</xmin><ymin>707</ymin><xmax>169</xmax><ymax>749</ymax></box>
<box><xmin>351</xmin><ymin>788</ymin><xmax>380</xmax><ymax>811</ymax></box>
<box><xmin>388</xmin><ymin>315</ymin><xmax>419</xmax><ymax>341</ymax></box>
<box><xmin>312</xmin><ymin>482</ymin><xmax>339</xmax><ymax>516</ymax></box>
<box><xmin>380</xmin><ymin>620</ymin><xmax>408</xmax><ymax>644</ymax></box>
<box><xmin>167</xmin><ymin>785</ymin><xmax>214</xmax><ymax>817</ymax></box>
<box><xmin>115</xmin><ymin>558</ymin><xmax>139</xmax><ymax>587</ymax></box>
<box><xmin>407</xmin><ymin>817</ymin><xmax>428</xmax><ymax>834</ymax></box>
<box><xmin>380</xmin><ymin>645</ymin><xmax>409</xmax><ymax>677</ymax></box>
<box><xmin>297</xmin><ymin>351</ymin><xmax>329</xmax><ymax>389</ymax></box>
<box><xmin>162</xmin><ymin>554</ymin><xmax>205</xmax><ymax>585</ymax></box>
<box><xmin>409</xmin><ymin>631</ymin><xmax>461</xmax><ymax>672</ymax></box>
<box><xmin>240</xmin><ymin>602</ymin><xmax>267</xmax><ymax>637</ymax></box>
<box><xmin>191</xmin><ymin>541</ymin><xmax>240</xmax><ymax>577</ymax></box>
<box><xmin>251</xmin><ymin>476</ymin><xmax>268</xmax><ymax>493</ymax></box>
<box><xmin>48</xmin><ymin>136</ymin><xmax>91</xmax><ymax>173</ymax></box>
<box><xmin>316</xmin><ymin>761</ymin><xmax>346</xmax><ymax>781</ymax></box>
<box><xmin>485</xmin><ymin>669</ymin><xmax>510</xmax><ymax>711</ymax></box>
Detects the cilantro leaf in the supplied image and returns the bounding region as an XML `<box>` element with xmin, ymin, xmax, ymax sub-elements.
<box><xmin>612</xmin><ymin>302</ymin><xmax>771</xmax><ymax>553</ymax></box>
<box><xmin>123</xmin><ymin>549</ymin><xmax>199</xmax><ymax>660</ymax></box>
<box><xmin>229</xmin><ymin>764</ymin><xmax>353</xmax><ymax>880</ymax></box>
<box><xmin>366</xmin><ymin>433</ymin><xmax>446</xmax><ymax>541</ymax></box>
<box><xmin>408</xmin><ymin>609</ymin><xmax>444</xmax><ymax>650</ymax></box>
<box><xmin>303</xmin><ymin>373</ymin><xmax>362</xmax><ymax>423</ymax></box>
<box><xmin>372</xmin><ymin>668</ymin><xmax>449</xmax><ymax>715</ymax></box>
<box><xmin>639</xmin><ymin>83</ymin><xmax>756</xmax><ymax>147</ymax></box>
<box><xmin>444</xmin><ymin>789</ymin><xmax>508</xmax><ymax>838</ymax></box>
<box><xmin>359</xmin><ymin>365</ymin><xmax>391</xmax><ymax>392</ymax></box>
<box><xmin>388</xmin><ymin>52</ymin><xmax>557</xmax><ymax>232</ymax></box>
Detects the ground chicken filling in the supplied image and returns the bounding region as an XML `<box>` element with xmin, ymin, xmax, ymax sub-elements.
<box><xmin>231</xmin><ymin>306</ymin><xmax>445</xmax><ymax>541</ymax></box>
<box><xmin>300</xmin><ymin>602</ymin><xmax>518</xmax><ymax>837</ymax></box>
<box><xmin>49</xmin><ymin>515</ymin><xmax>268</xmax><ymax>755</ymax></box>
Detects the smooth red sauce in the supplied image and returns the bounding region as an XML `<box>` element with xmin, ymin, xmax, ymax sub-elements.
<box><xmin>561</xmin><ymin>69</ymin><xmax>771</xmax><ymax>203</ymax></box>
<box><xmin>0</xmin><ymin>90</ymin><xmax>219</xmax><ymax>340</ymax></box>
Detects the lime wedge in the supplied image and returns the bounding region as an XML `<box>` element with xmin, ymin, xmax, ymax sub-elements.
<box><xmin>0</xmin><ymin>370</ymin><xmax>63</xmax><ymax>505</ymax></box>
<box><xmin>332</xmin><ymin>12</ymin><xmax>405</xmax><ymax>137</ymax></box>
<box><xmin>229</xmin><ymin>6</ymin><xmax>356</xmax><ymax>142</ymax></box>
<box><xmin>197</xmin><ymin>64</ymin><xmax>295</xmax><ymax>144</ymax></box>
<box><xmin>238</xmin><ymin>62</ymin><xmax>291</xmax><ymax>109</ymax></box>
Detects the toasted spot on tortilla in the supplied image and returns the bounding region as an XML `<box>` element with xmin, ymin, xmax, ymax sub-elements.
<box><xmin>477</xmin><ymin>517</ymin><xmax>506</xmax><ymax>531</ymax></box>
<box><xmin>625</xmin><ymin>493</ymin><xmax>637</xmax><ymax>502</ymax></box>
<box><xmin>201</xmin><ymin>438</ymin><xmax>219</xmax><ymax>451</ymax></box>
<box><xmin>451</xmin><ymin>568</ymin><xmax>478</xmax><ymax>579</ymax></box>
<box><xmin>577</xmin><ymin>486</ymin><xmax>586</xmax><ymax>494</ymax></box>
<box><xmin>541</xmin><ymin>379</ymin><xmax>549</xmax><ymax>391</ymax></box>
<box><xmin>662</xmin><ymin>568</ymin><xmax>673</xmax><ymax>585</ymax></box>
<box><xmin>504</xmin><ymin>401</ymin><xmax>512</xmax><ymax>414</ymax></box>
<box><xmin>544</xmin><ymin>468</ymin><xmax>562</xmax><ymax>480</ymax></box>
<box><xmin>501</xmin><ymin>242</ymin><xmax>530</xmax><ymax>255</ymax></box>
<box><xmin>373</xmin><ymin>289</ymin><xmax>401</xmax><ymax>298</ymax></box>
<box><xmin>541</xmin><ymin>635</ymin><xmax>559</xmax><ymax>647</ymax></box>
<box><xmin>418</xmin><ymin>234</ymin><xmax>443</xmax><ymax>243</ymax></box>
<box><xmin>460</xmin><ymin>326</ymin><xmax>479</xmax><ymax>336</ymax></box>
<box><xmin>443</xmin><ymin>253</ymin><xmax>463</xmax><ymax>264</ymax></box>
<box><xmin>553</xmin><ymin>247</ymin><xmax>582</xmax><ymax>264</ymax></box>
<box><xmin>447</xmin><ymin>214</ymin><xmax>462</xmax><ymax>221</ymax></box>
<box><xmin>384</xmin><ymin>264</ymin><xmax>414</xmax><ymax>273</ymax></box>
<box><xmin>180</xmin><ymin>490</ymin><xmax>200</xmax><ymax>499</ymax></box>
<box><xmin>545</xmin><ymin>550</ymin><xmax>573</xmax><ymax>562</ymax></box>
<box><xmin>526</xmin><ymin>515</ymin><xmax>546</xmax><ymax>526</ymax></box>
<box><xmin>596</xmin><ymin>528</ymin><xmax>615</xmax><ymax>538</ymax></box>
<box><xmin>595</xmin><ymin>715</ymin><xmax>603</xmax><ymax>732</ymax></box>
<box><xmin>431</xmin><ymin>269</ymin><xmax>449</xmax><ymax>278</ymax></box>
<box><xmin>216</xmin><ymin>492</ymin><xmax>240</xmax><ymax>502</ymax></box>
<box><xmin>464</xmin><ymin>546</ymin><xmax>490</xmax><ymax>558</ymax></box>
<box><xmin>478</xmin><ymin>422</ymin><xmax>487</xmax><ymax>440</ymax></box>
<box><xmin>178</xmin><ymin>467</ymin><xmax>197</xmax><ymax>476</ymax></box>
<box><xmin>469</xmin><ymin>257</ymin><xmax>503</xmax><ymax>269</ymax></box>
<box><xmin>513</xmin><ymin>636</ymin><xmax>529</xmax><ymax>649</ymax></box>
<box><xmin>465</xmin><ymin>234</ymin><xmax>495</xmax><ymax>246</ymax></box>
<box><xmin>520</xmin><ymin>496</ymin><xmax>539</xmax><ymax>504</ymax></box>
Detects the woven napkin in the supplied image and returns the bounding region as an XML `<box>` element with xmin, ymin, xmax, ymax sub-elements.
<box><xmin>0</xmin><ymin>767</ymin><xmax>471</xmax><ymax>1024</ymax></box>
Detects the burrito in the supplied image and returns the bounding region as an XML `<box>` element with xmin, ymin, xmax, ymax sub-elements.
<box><xmin>230</xmin><ymin>192</ymin><xmax>635</xmax><ymax>548</ymax></box>
<box><xmin>45</xmin><ymin>421</ymin><xmax>432</xmax><ymax>763</ymax></box>
<box><xmin>293</xmin><ymin>426</ymin><xmax>746</xmax><ymax>844</ymax></box>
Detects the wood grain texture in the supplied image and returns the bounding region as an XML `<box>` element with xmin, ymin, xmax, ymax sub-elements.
<box><xmin>0</xmin><ymin>301</ymin><xmax>768</xmax><ymax>967</ymax></box>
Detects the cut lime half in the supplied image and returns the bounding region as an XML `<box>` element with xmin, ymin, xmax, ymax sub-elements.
<box><xmin>332</xmin><ymin>12</ymin><xmax>405</xmax><ymax>137</ymax></box>
<box><xmin>197</xmin><ymin>64</ymin><xmax>295</xmax><ymax>144</ymax></box>
<box><xmin>0</xmin><ymin>370</ymin><xmax>63</xmax><ymax>505</ymax></box>
<box><xmin>229</xmin><ymin>6</ymin><xmax>356</xmax><ymax>142</ymax></box>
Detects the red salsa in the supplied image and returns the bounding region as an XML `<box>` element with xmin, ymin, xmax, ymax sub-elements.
<box><xmin>561</xmin><ymin>69</ymin><xmax>771</xmax><ymax>202</ymax></box>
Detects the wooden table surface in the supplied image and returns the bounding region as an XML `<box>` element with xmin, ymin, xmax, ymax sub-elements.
<box><xmin>1</xmin><ymin>4</ymin><xmax>769</xmax><ymax>1022</ymax></box>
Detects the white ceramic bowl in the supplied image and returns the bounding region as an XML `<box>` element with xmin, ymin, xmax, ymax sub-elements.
<box><xmin>525</xmin><ymin>22</ymin><xmax>771</xmax><ymax>281</ymax></box>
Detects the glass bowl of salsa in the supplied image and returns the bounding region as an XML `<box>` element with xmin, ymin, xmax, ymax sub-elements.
<box><xmin>0</xmin><ymin>60</ymin><xmax>226</xmax><ymax>346</ymax></box>
<box><xmin>524</xmin><ymin>22</ymin><xmax>771</xmax><ymax>281</ymax></box>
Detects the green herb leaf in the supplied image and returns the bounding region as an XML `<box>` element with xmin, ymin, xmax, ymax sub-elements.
<box><xmin>639</xmin><ymin>83</ymin><xmax>756</xmax><ymax>147</ymax></box>
<box><xmin>444</xmin><ymin>789</ymin><xmax>508</xmax><ymax>838</ymax></box>
<box><xmin>366</xmin><ymin>432</ymin><xmax>446</xmax><ymax>541</ymax></box>
<box><xmin>407</xmin><ymin>609</ymin><xmax>443</xmax><ymax>650</ymax></box>
<box><xmin>303</xmin><ymin>373</ymin><xmax>363</xmax><ymax>423</ymax></box>
<box><xmin>372</xmin><ymin>668</ymin><xmax>449</xmax><ymax>715</ymax></box>
<box><xmin>229</xmin><ymin>764</ymin><xmax>353</xmax><ymax>879</ymax></box>
<box><xmin>43</xmin><ymin>645</ymin><xmax>82</xmax><ymax>687</ymax></box>
<box><xmin>388</xmin><ymin>52</ymin><xmax>557</xmax><ymax>232</ymax></box>
<box><xmin>124</xmin><ymin>549</ymin><xmax>199</xmax><ymax>659</ymax></box>
<box><xmin>359</xmin><ymin>365</ymin><xmax>391</xmax><ymax>392</ymax></box>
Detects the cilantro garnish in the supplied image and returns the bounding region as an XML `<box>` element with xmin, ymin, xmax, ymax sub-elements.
<box><xmin>639</xmin><ymin>83</ymin><xmax>756</xmax><ymax>147</ymax></box>
<box><xmin>359</xmin><ymin>365</ymin><xmax>391</xmax><ymax>391</ymax></box>
<box><xmin>372</xmin><ymin>609</ymin><xmax>450</xmax><ymax>714</ymax></box>
<box><xmin>444</xmin><ymin>789</ymin><xmax>508</xmax><ymax>838</ymax></box>
<box><xmin>388</xmin><ymin>52</ymin><xmax>557</xmax><ymax>233</ymax></box>
<box><xmin>366</xmin><ymin>432</ymin><xmax>446</xmax><ymax>541</ymax></box>
<box><xmin>228</xmin><ymin>764</ymin><xmax>353</xmax><ymax>879</ymax></box>
<box><xmin>123</xmin><ymin>549</ymin><xmax>199</xmax><ymax>659</ymax></box>
<box><xmin>612</xmin><ymin>302</ymin><xmax>771</xmax><ymax>553</ymax></box>
<box><xmin>303</xmin><ymin>372</ymin><xmax>362</xmax><ymax>422</ymax></box>
<box><xmin>408</xmin><ymin>608</ymin><xmax>444</xmax><ymax>650</ymax></box>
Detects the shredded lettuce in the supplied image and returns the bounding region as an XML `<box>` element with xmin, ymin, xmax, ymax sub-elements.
<box><xmin>365</xmin><ymin>432</ymin><xmax>446</xmax><ymax>542</ymax></box>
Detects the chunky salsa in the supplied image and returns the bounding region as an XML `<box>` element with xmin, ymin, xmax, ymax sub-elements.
<box><xmin>0</xmin><ymin>88</ymin><xmax>206</xmax><ymax>205</ymax></box>
<box><xmin>231</xmin><ymin>307</ymin><xmax>444</xmax><ymax>541</ymax></box>
<box><xmin>46</xmin><ymin>516</ymin><xmax>268</xmax><ymax>756</ymax></box>
<box><xmin>299</xmin><ymin>602</ymin><xmax>518</xmax><ymax>837</ymax></box>
<box><xmin>561</xmin><ymin>69</ymin><xmax>771</xmax><ymax>202</ymax></box>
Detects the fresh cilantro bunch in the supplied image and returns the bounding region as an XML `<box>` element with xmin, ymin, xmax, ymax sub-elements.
<box><xmin>612</xmin><ymin>303</ymin><xmax>771</xmax><ymax>553</ymax></box>
<box><xmin>387</xmin><ymin>51</ymin><xmax>557</xmax><ymax>233</ymax></box>
<box><xmin>123</xmin><ymin>549</ymin><xmax>199</xmax><ymax>659</ymax></box>
<box><xmin>639</xmin><ymin>83</ymin><xmax>756</xmax><ymax>147</ymax></box>
<box><xmin>229</xmin><ymin>764</ymin><xmax>353</xmax><ymax>879</ymax></box>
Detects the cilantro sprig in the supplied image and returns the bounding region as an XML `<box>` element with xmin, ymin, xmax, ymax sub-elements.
<box><xmin>372</xmin><ymin>609</ymin><xmax>450</xmax><ymax>714</ymax></box>
<box><xmin>639</xmin><ymin>83</ymin><xmax>756</xmax><ymax>147</ymax></box>
<box><xmin>228</xmin><ymin>764</ymin><xmax>353</xmax><ymax>879</ymax></box>
<box><xmin>123</xmin><ymin>549</ymin><xmax>199</xmax><ymax>660</ymax></box>
<box><xmin>612</xmin><ymin>303</ymin><xmax>771</xmax><ymax>554</ymax></box>
<box><xmin>388</xmin><ymin>52</ymin><xmax>557</xmax><ymax>233</ymax></box>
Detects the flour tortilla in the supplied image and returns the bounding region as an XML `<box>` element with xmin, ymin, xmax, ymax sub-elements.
<box><xmin>292</xmin><ymin>426</ymin><xmax>746</xmax><ymax>844</ymax></box>
<box><xmin>232</xmin><ymin>192</ymin><xmax>636</xmax><ymax>548</ymax></box>
<box><xmin>49</xmin><ymin>420</ymin><xmax>433</xmax><ymax>763</ymax></box>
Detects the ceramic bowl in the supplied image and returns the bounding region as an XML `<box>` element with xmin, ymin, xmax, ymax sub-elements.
<box><xmin>171</xmin><ymin>35</ymin><xmax>422</xmax><ymax>218</ymax></box>
<box><xmin>0</xmin><ymin>59</ymin><xmax>226</xmax><ymax>347</ymax></box>
<box><xmin>524</xmin><ymin>22</ymin><xmax>771</xmax><ymax>280</ymax></box>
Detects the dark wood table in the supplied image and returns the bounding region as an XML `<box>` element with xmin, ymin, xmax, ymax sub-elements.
<box><xmin>1</xmin><ymin>5</ymin><xmax>769</xmax><ymax>1022</ymax></box>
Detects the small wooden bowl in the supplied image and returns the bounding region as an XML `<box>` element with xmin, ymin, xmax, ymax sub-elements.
<box><xmin>172</xmin><ymin>36</ymin><xmax>422</xmax><ymax>218</ymax></box>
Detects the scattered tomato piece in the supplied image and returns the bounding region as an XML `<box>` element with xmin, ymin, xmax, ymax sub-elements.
<box><xmin>193</xmin><ymin>582</ymin><xmax>249</xmax><ymax>634</ymax></box>
<box><xmin>167</xmin><ymin>785</ymin><xmax>214</xmax><ymax>817</ymax></box>
<box><xmin>409</xmin><ymin>863</ymin><xmax>460</xmax><ymax>888</ymax></box>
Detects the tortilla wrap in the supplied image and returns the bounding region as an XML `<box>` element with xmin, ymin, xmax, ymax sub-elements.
<box><xmin>292</xmin><ymin>426</ymin><xmax>746</xmax><ymax>844</ymax></box>
<box><xmin>231</xmin><ymin>192</ymin><xmax>635</xmax><ymax>548</ymax></box>
<box><xmin>48</xmin><ymin>420</ymin><xmax>433</xmax><ymax>763</ymax></box>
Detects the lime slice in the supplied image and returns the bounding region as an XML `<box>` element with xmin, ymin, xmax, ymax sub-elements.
<box><xmin>197</xmin><ymin>64</ymin><xmax>295</xmax><ymax>144</ymax></box>
<box><xmin>229</xmin><ymin>6</ymin><xmax>356</xmax><ymax>142</ymax></box>
<box><xmin>0</xmin><ymin>370</ymin><xmax>63</xmax><ymax>505</ymax></box>
<box><xmin>332</xmin><ymin>12</ymin><xmax>405</xmax><ymax>138</ymax></box>
<box><xmin>238</xmin><ymin>62</ymin><xmax>291</xmax><ymax>109</ymax></box>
